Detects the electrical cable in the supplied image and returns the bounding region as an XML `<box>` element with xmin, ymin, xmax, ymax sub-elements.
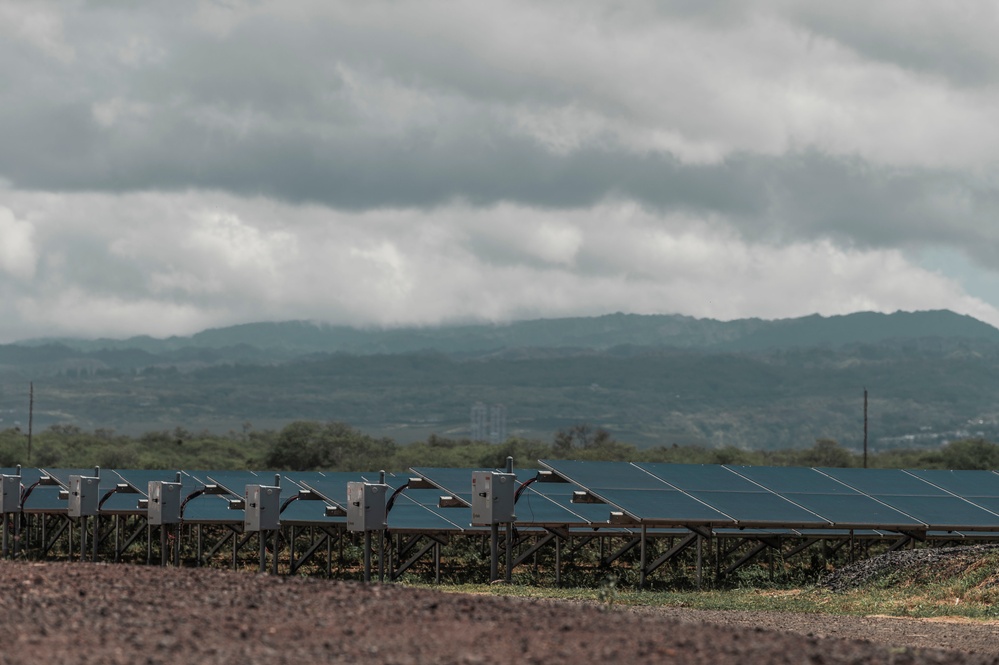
<box><xmin>385</xmin><ymin>481</ymin><xmax>410</xmax><ymax>514</ymax></box>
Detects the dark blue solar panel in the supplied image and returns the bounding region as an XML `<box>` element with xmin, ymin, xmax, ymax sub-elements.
<box><xmin>113</xmin><ymin>469</ymin><xmax>183</xmax><ymax>496</ymax></box>
<box><xmin>588</xmin><ymin>488</ymin><xmax>733</xmax><ymax>523</ymax></box>
<box><xmin>298</xmin><ymin>472</ymin><xmax>367</xmax><ymax>509</ymax></box>
<box><xmin>820</xmin><ymin>468</ymin><xmax>999</xmax><ymax>529</ymax></box>
<box><xmin>540</xmin><ymin>460</ymin><xmax>670</xmax><ymax>490</ymax></box>
<box><xmin>637</xmin><ymin>463</ymin><xmax>752</xmax><ymax>492</ymax></box>
<box><xmin>905</xmin><ymin>469</ymin><xmax>999</xmax><ymax>497</ymax></box>
<box><xmin>726</xmin><ymin>465</ymin><xmax>860</xmax><ymax>495</ymax></box>
<box><xmin>412</xmin><ymin>466</ymin><xmax>613</xmax><ymax>527</ymax></box>
<box><xmin>819</xmin><ymin>468</ymin><xmax>950</xmax><ymax>496</ymax></box>
<box><xmin>638</xmin><ymin>462</ymin><xmax>828</xmax><ymax>525</ymax></box>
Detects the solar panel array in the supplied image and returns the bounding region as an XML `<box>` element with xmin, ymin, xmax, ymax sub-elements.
<box><xmin>4</xmin><ymin>461</ymin><xmax>999</xmax><ymax>584</ymax></box>
<box><xmin>540</xmin><ymin>460</ymin><xmax>999</xmax><ymax>533</ymax></box>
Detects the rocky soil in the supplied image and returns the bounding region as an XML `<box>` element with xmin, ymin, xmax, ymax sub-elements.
<box><xmin>820</xmin><ymin>544</ymin><xmax>999</xmax><ymax>593</ymax></box>
<box><xmin>2</xmin><ymin>560</ymin><xmax>999</xmax><ymax>664</ymax></box>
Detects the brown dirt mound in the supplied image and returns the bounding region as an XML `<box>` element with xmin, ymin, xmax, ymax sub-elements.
<box><xmin>3</xmin><ymin>560</ymin><xmax>998</xmax><ymax>664</ymax></box>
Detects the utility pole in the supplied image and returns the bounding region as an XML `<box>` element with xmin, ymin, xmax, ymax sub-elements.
<box><xmin>863</xmin><ymin>387</ymin><xmax>868</xmax><ymax>469</ymax></box>
<box><xmin>27</xmin><ymin>382</ymin><xmax>33</xmax><ymax>465</ymax></box>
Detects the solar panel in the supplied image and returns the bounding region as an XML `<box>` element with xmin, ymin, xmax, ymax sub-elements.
<box><xmin>905</xmin><ymin>469</ymin><xmax>999</xmax><ymax>497</ymax></box>
<box><xmin>819</xmin><ymin>468</ymin><xmax>999</xmax><ymax>531</ymax></box>
<box><xmin>413</xmin><ymin>466</ymin><xmax>614</xmax><ymax>528</ymax></box>
<box><xmin>637</xmin><ymin>463</ymin><xmax>829</xmax><ymax>526</ymax></box>
<box><xmin>113</xmin><ymin>469</ymin><xmax>182</xmax><ymax>496</ymax></box>
<box><xmin>539</xmin><ymin>460</ymin><xmax>669</xmax><ymax>490</ymax></box>
<box><xmin>903</xmin><ymin>470</ymin><xmax>999</xmax><ymax>521</ymax></box>
<box><xmin>727</xmin><ymin>465</ymin><xmax>926</xmax><ymax>529</ymax></box>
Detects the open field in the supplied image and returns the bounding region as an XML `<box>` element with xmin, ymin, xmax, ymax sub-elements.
<box><xmin>4</xmin><ymin>555</ymin><xmax>999</xmax><ymax>664</ymax></box>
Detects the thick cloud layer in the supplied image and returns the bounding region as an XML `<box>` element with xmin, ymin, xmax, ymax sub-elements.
<box><xmin>0</xmin><ymin>0</ymin><xmax>997</xmax><ymax>341</ymax></box>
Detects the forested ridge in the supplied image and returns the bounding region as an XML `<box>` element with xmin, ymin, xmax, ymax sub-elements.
<box><xmin>2</xmin><ymin>310</ymin><xmax>998</xmax><ymax>450</ymax></box>
<box><xmin>3</xmin><ymin>420</ymin><xmax>999</xmax><ymax>473</ymax></box>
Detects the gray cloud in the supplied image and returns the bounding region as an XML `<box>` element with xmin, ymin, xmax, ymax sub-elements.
<box><xmin>0</xmin><ymin>1</ymin><xmax>998</xmax><ymax>339</ymax></box>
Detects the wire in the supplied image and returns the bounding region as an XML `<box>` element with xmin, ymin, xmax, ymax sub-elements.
<box><xmin>514</xmin><ymin>474</ymin><xmax>539</xmax><ymax>504</ymax></box>
<box><xmin>279</xmin><ymin>494</ymin><xmax>300</xmax><ymax>514</ymax></box>
<box><xmin>98</xmin><ymin>487</ymin><xmax>119</xmax><ymax>510</ymax></box>
<box><xmin>385</xmin><ymin>481</ymin><xmax>410</xmax><ymax>514</ymax></box>
<box><xmin>19</xmin><ymin>480</ymin><xmax>41</xmax><ymax>507</ymax></box>
<box><xmin>179</xmin><ymin>488</ymin><xmax>206</xmax><ymax>520</ymax></box>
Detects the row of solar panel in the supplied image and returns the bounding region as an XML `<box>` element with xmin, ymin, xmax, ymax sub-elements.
<box><xmin>540</xmin><ymin>461</ymin><xmax>999</xmax><ymax>532</ymax></box>
<box><xmin>5</xmin><ymin>462</ymin><xmax>999</xmax><ymax>536</ymax></box>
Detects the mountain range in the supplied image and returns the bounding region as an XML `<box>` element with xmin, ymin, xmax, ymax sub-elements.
<box><xmin>2</xmin><ymin>309</ymin><xmax>998</xmax><ymax>449</ymax></box>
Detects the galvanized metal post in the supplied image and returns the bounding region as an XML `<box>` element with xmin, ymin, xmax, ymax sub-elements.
<box><xmin>259</xmin><ymin>530</ymin><xmax>266</xmax><ymax>573</ymax></box>
<box><xmin>326</xmin><ymin>530</ymin><xmax>332</xmax><ymax>577</ymax></box>
<box><xmin>377</xmin><ymin>531</ymin><xmax>384</xmax><ymax>582</ymax></box>
<box><xmin>363</xmin><ymin>531</ymin><xmax>372</xmax><ymax>582</ymax></box>
<box><xmin>696</xmin><ymin>534</ymin><xmax>703</xmax><ymax>589</ymax></box>
<box><xmin>555</xmin><ymin>534</ymin><xmax>561</xmax><ymax>587</ymax></box>
<box><xmin>272</xmin><ymin>529</ymin><xmax>279</xmax><ymax>575</ymax></box>
<box><xmin>490</xmin><ymin>522</ymin><xmax>499</xmax><ymax>582</ymax></box>
<box><xmin>505</xmin><ymin>524</ymin><xmax>513</xmax><ymax>583</ymax></box>
<box><xmin>80</xmin><ymin>516</ymin><xmax>87</xmax><ymax>562</ymax></box>
<box><xmin>639</xmin><ymin>524</ymin><xmax>647</xmax><ymax>588</ymax></box>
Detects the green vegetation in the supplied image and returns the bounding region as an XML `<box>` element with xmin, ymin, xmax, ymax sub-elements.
<box><xmin>422</xmin><ymin>547</ymin><xmax>999</xmax><ymax>621</ymax></box>
<box><xmin>1</xmin><ymin>420</ymin><xmax>997</xmax><ymax>473</ymax></box>
<box><xmin>4</xmin><ymin>310</ymin><xmax>999</xmax><ymax>451</ymax></box>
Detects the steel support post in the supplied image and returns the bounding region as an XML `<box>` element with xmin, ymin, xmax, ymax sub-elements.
<box><xmin>259</xmin><ymin>530</ymin><xmax>267</xmax><ymax>573</ymax></box>
<box><xmin>363</xmin><ymin>531</ymin><xmax>372</xmax><ymax>582</ymax></box>
<box><xmin>639</xmin><ymin>524</ymin><xmax>647</xmax><ymax>588</ymax></box>
<box><xmin>505</xmin><ymin>524</ymin><xmax>513</xmax><ymax>583</ymax></box>
<box><xmin>490</xmin><ymin>523</ymin><xmax>499</xmax><ymax>582</ymax></box>
<box><xmin>555</xmin><ymin>534</ymin><xmax>561</xmax><ymax>587</ymax></box>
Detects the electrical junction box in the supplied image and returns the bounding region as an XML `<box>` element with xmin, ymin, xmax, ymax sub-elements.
<box><xmin>0</xmin><ymin>475</ymin><xmax>20</xmax><ymax>513</ymax></box>
<box><xmin>244</xmin><ymin>484</ymin><xmax>280</xmax><ymax>532</ymax></box>
<box><xmin>346</xmin><ymin>482</ymin><xmax>388</xmax><ymax>532</ymax></box>
<box><xmin>147</xmin><ymin>481</ymin><xmax>182</xmax><ymax>525</ymax></box>
<box><xmin>471</xmin><ymin>471</ymin><xmax>516</xmax><ymax>525</ymax></box>
<box><xmin>68</xmin><ymin>475</ymin><xmax>100</xmax><ymax>518</ymax></box>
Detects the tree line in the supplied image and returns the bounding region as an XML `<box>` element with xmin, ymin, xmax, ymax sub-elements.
<box><xmin>2</xmin><ymin>421</ymin><xmax>999</xmax><ymax>473</ymax></box>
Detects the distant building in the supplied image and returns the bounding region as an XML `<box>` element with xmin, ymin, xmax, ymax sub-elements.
<box><xmin>489</xmin><ymin>404</ymin><xmax>507</xmax><ymax>444</ymax></box>
<box><xmin>470</xmin><ymin>402</ymin><xmax>507</xmax><ymax>443</ymax></box>
<box><xmin>470</xmin><ymin>402</ymin><xmax>489</xmax><ymax>442</ymax></box>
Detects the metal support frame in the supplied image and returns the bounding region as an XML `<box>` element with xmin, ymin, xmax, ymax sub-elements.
<box><xmin>602</xmin><ymin>536</ymin><xmax>641</xmax><ymax>565</ymax></box>
<box><xmin>289</xmin><ymin>526</ymin><xmax>340</xmax><ymax>575</ymax></box>
<box><xmin>390</xmin><ymin>534</ymin><xmax>447</xmax><ymax>581</ymax></box>
<box><xmin>642</xmin><ymin>532</ymin><xmax>699</xmax><ymax>579</ymax></box>
<box><xmin>720</xmin><ymin>537</ymin><xmax>781</xmax><ymax>578</ymax></box>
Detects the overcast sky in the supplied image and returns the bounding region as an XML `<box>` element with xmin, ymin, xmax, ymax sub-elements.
<box><xmin>2</xmin><ymin>0</ymin><xmax>999</xmax><ymax>342</ymax></box>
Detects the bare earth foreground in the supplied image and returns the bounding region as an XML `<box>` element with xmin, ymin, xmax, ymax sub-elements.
<box><xmin>2</xmin><ymin>561</ymin><xmax>999</xmax><ymax>664</ymax></box>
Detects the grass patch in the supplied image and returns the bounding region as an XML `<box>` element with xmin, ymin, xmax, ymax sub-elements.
<box><xmin>402</xmin><ymin>548</ymin><xmax>999</xmax><ymax>622</ymax></box>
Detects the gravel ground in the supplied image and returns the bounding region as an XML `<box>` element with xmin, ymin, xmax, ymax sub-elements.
<box><xmin>3</xmin><ymin>560</ymin><xmax>999</xmax><ymax>664</ymax></box>
<box><xmin>821</xmin><ymin>544</ymin><xmax>999</xmax><ymax>593</ymax></box>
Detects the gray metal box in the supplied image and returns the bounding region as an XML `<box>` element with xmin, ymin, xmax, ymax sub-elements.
<box><xmin>147</xmin><ymin>481</ymin><xmax>182</xmax><ymax>525</ymax></box>
<box><xmin>346</xmin><ymin>481</ymin><xmax>388</xmax><ymax>532</ymax></box>
<box><xmin>243</xmin><ymin>484</ymin><xmax>280</xmax><ymax>531</ymax></box>
<box><xmin>0</xmin><ymin>475</ymin><xmax>20</xmax><ymax>513</ymax></box>
<box><xmin>471</xmin><ymin>471</ymin><xmax>516</xmax><ymax>525</ymax></box>
<box><xmin>68</xmin><ymin>475</ymin><xmax>100</xmax><ymax>517</ymax></box>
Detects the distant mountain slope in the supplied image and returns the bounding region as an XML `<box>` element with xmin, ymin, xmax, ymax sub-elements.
<box><xmin>4</xmin><ymin>309</ymin><xmax>999</xmax><ymax>449</ymax></box>
<box><xmin>18</xmin><ymin>309</ymin><xmax>999</xmax><ymax>358</ymax></box>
